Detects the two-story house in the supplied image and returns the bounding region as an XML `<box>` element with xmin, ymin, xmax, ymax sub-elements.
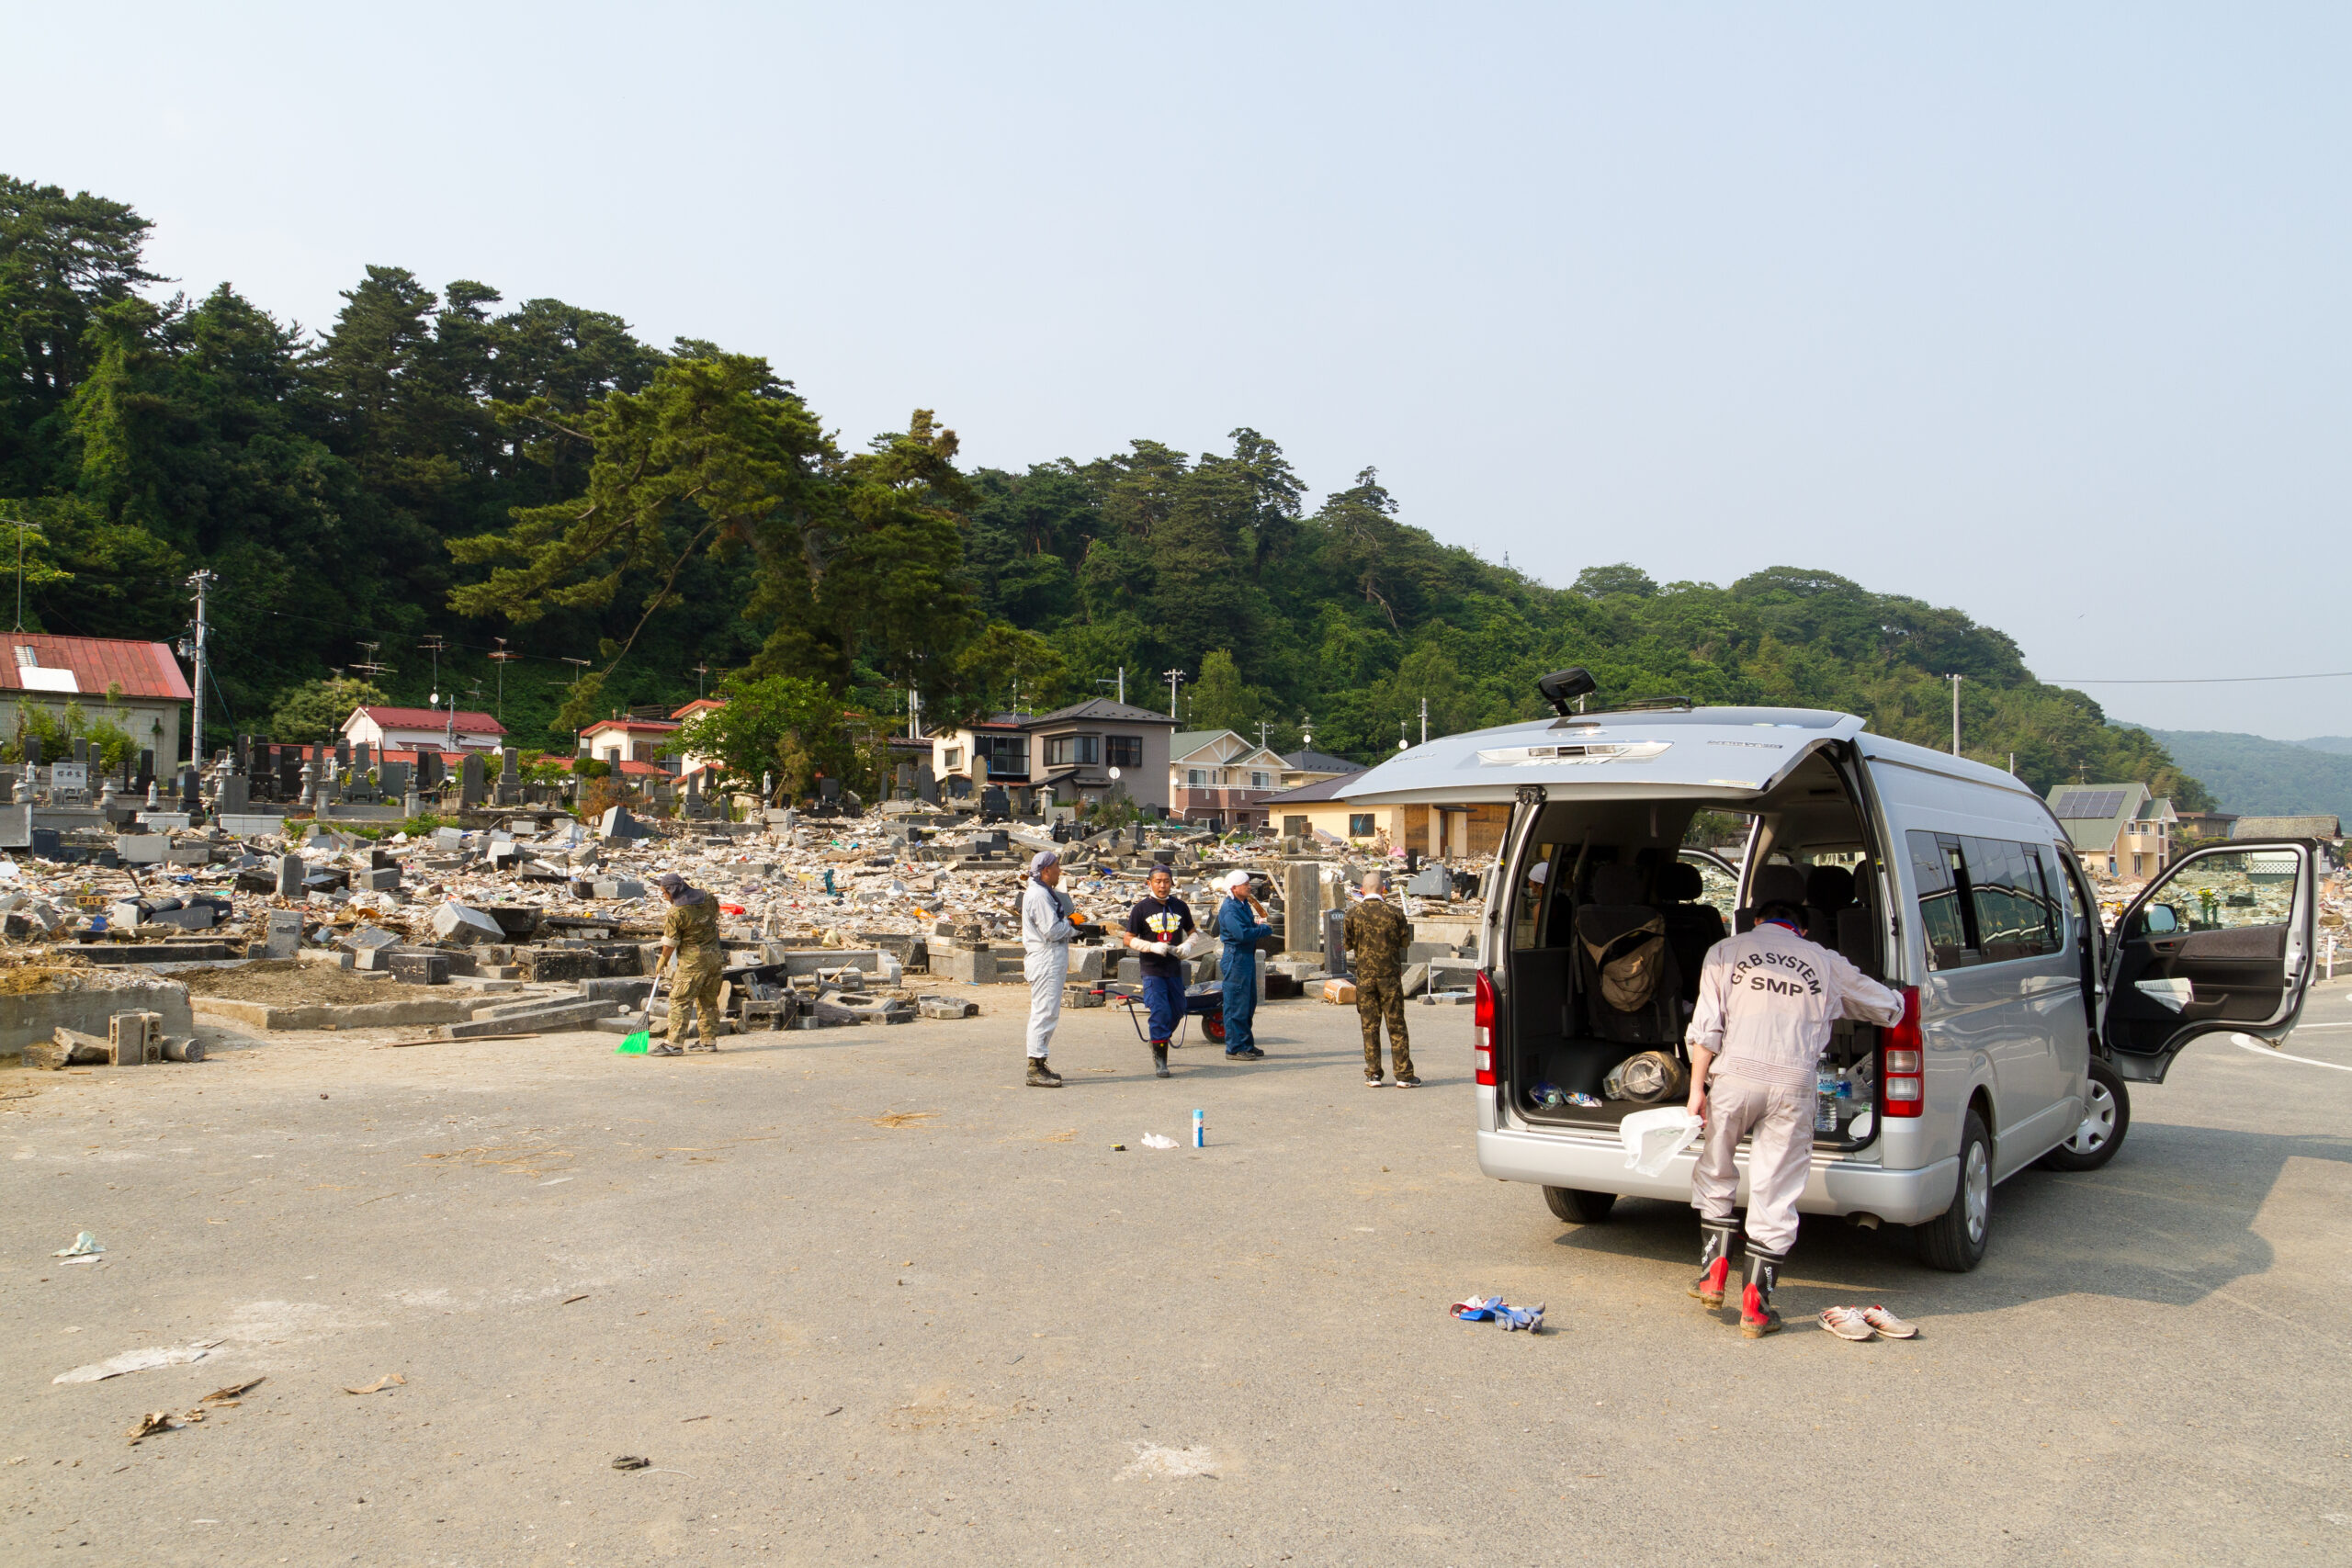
<box><xmin>2048</xmin><ymin>783</ymin><xmax>2176</xmax><ymax>879</ymax></box>
<box><xmin>931</xmin><ymin>699</ymin><xmax>1177</xmax><ymax>813</ymax></box>
<box><xmin>1168</xmin><ymin>730</ymin><xmax>1289</xmax><ymax>829</ymax></box>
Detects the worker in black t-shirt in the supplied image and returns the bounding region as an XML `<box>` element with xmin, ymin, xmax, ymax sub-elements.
<box><xmin>1123</xmin><ymin>862</ymin><xmax>1195</xmax><ymax>1079</ymax></box>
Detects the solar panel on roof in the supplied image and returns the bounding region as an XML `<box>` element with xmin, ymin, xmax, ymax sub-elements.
<box><xmin>2052</xmin><ymin>788</ymin><xmax>2127</xmax><ymax>819</ymax></box>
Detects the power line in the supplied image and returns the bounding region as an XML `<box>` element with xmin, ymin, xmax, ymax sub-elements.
<box><xmin>2052</xmin><ymin>671</ymin><xmax>2352</xmax><ymax>684</ymax></box>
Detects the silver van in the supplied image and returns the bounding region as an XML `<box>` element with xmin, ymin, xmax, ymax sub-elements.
<box><xmin>1335</xmin><ymin>682</ymin><xmax>2320</xmax><ymax>1269</ymax></box>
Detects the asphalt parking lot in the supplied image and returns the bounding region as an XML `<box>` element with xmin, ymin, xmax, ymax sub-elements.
<box><xmin>5</xmin><ymin>976</ymin><xmax>2349</xmax><ymax>1566</ymax></box>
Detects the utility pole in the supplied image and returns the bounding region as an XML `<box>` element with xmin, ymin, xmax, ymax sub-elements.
<box><xmin>1397</xmin><ymin>719</ymin><xmax>1409</xmax><ymax>752</ymax></box>
<box><xmin>185</xmin><ymin>570</ymin><xmax>216</xmax><ymax>766</ymax></box>
<box><xmin>1948</xmin><ymin>674</ymin><xmax>1962</xmax><ymax>757</ymax></box>
<box><xmin>421</xmin><ymin>634</ymin><xmax>447</xmax><ymax>707</ymax></box>
<box><xmin>488</xmin><ymin>637</ymin><xmax>514</xmax><ymax>722</ymax></box>
<box><xmin>694</xmin><ymin>661</ymin><xmax>711</xmax><ymax>701</ymax></box>
<box><xmin>1116</xmin><ymin>665</ymin><xmax>1125</xmax><ymax>705</ymax></box>
<box><xmin>9</xmin><ymin>509</ymin><xmax>28</xmax><ymax>632</ymax></box>
<box><xmin>1163</xmin><ymin>668</ymin><xmax>1184</xmax><ymax>721</ymax></box>
<box><xmin>1257</xmin><ymin>720</ymin><xmax>1272</xmax><ymax>748</ymax></box>
<box><xmin>561</xmin><ymin>656</ymin><xmax>592</xmax><ymax>754</ymax></box>
<box><xmin>1419</xmin><ymin>695</ymin><xmax>1429</xmax><ymax>746</ymax></box>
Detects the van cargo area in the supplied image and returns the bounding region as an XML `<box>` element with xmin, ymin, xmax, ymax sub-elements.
<box><xmin>1499</xmin><ymin>748</ymin><xmax>1888</xmax><ymax>1153</ymax></box>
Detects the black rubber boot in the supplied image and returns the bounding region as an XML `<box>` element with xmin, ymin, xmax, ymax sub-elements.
<box><xmin>1738</xmin><ymin>1244</ymin><xmax>1786</xmax><ymax>1338</ymax></box>
<box><xmin>1689</xmin><ymin>1218</ymin><xmax>1737</xmax><ymax>1310</ymax></box>
<box><xmin>1026</xmin><ymin>1056</ymin><xmax>1062</xmax><ymax>1088</ymax></box>
<box><xmin>1152</xmin><ymin>1043</ymin><xmax>1170</xmax><ymax>1078</ymax></box>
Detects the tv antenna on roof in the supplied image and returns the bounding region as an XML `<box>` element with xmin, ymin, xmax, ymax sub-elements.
<box><xmin>420</xmin><ymin>634</ymin><xmax>447</xmax><ymax>705</ymax></box>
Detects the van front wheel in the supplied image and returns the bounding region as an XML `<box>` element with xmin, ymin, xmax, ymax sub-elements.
<box><xmin>1916</xmin><ymin>1111</ymin><xmax>1991</xmax><ymax>1272</ymax></box>
<box><xmin>1544</xmin><ymin>1187</ymin><xmax>1617</xmax><ymax>1224</ymax></box>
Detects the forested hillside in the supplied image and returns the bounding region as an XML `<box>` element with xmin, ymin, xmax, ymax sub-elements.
<box><xmin>2126</xmin><ymin>728</ymin><xmax>2352</xmax><ymax>820</ymax></box>
<box><xmin>0</xmin><ymin>174</ymin><xmax>2204</xmax><ymax>806</ymax></box>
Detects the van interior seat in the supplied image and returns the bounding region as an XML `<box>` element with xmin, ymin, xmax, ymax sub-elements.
<box><xmin>1804</xmin><ymin>863</ymin><xmax>1857</xmax><ymax>953</ymax></box>
<box><xmin>1572</xmin><ymin>863</ymin><xmax>1682</xmax><ymax>1044</ymax></box>
<box><xmin>1837</xmin><ymin>897</ymin><xmax>1880</xmax><ymax>978</ymax></box>
<box><xmin>1657</xmin><ymin>861</ymin><xmax>1725</xmax><ymax>1001</ymax></box>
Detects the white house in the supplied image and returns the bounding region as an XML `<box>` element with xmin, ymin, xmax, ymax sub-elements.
<box><xmin>342</xmin><ymin>705</ymin><xmax>507</xmax><ymax>753</ymax></box>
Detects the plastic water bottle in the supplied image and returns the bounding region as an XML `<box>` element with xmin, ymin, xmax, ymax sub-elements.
<box><xmin>1815</xmin><ymin>1058</ymin><xmax>1839</xmax><ymax>1133</ymax></box>
<box><xmin>1192</xmin><ymin>1108</ymin><xmax>1205</xmax><ymax>1148</ymax></box>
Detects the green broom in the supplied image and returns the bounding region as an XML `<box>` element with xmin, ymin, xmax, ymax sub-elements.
<box><xmin>617</xmin><ymin>964</ymin><xmax>666</xmax><ymax>1055</ymax></box>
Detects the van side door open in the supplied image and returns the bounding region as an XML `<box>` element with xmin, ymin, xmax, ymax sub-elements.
<box><xmin>2100</xmin><ymin>840</ymin><xmax>2319</xmax><ymax>1083</ymax></box>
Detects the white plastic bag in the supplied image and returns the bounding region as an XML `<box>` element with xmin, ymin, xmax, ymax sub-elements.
<box><xmin>1620</xmin><ymin>1107</ymin><xmax>1702</xmax><ymax>1177</ymax></box>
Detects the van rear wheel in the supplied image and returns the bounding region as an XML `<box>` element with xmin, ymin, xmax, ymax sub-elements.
<box><xmin>1544</xmin><ymin>1187</ymin><xmax>1617</xmax><ymax>1224</ymax></box>
<box><xmin>1916</xmin><ymin>1111</ymin><xmax>1991</xmax><ymax>1272</ymax></box>
<box><xmin>2037</xmin><ymin>1061</ymin><xmax>2129</xmax><ymax>1173</ymax></box>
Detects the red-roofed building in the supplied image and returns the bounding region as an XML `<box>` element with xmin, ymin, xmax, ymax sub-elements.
<box><xmin>1</xmin><ymin>634</ymin><xmax>193</xmax><ymax>764</ymax></box>
<box><xmin>667</xmin><ymin>698</ymin><xmax>726</xmax><ymax>788</ymax></box>
<box><xmin>341</xmin><ymin>705</ymin><xmax>507</xmax><ymax>753</ymax></box>
<box><xmin>579</xmin><ymin>716</ymin><xmax>679</xmax><ymax>773</ymax></box>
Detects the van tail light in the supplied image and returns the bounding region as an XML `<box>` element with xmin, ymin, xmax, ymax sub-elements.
<box><xmin>1882</xmin><ymin>987</ymin><xmax>1923</xmax><ymax>1117</ymax></box>
<box><xmin>1473</xmin><ymin>970</ymin><xmax>1497</xmax><ymax>1086</ymax></box>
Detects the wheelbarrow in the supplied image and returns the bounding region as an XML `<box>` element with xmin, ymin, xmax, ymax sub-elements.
<box><xmin>1104</xmin><ymin>978</ymin><xmax>1227</xmax><ymax>1047</ymax></box>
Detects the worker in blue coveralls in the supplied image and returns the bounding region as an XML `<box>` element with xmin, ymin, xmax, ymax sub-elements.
<box><xmin>1122</xmin><ymin>862</ymin><xmax>1194</xmax><ymax>1079</ymax></box>
<box><xmin>1215</xmin><ymin>868</ymin><xmax>1272</xmax><ymax>1060</ymax></box>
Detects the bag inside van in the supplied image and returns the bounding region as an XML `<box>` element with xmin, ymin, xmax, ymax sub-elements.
<box><xmin>1502</xmin><ymin>748</ymin><xmax>1886</xmax><ymax>1151</ymax></box>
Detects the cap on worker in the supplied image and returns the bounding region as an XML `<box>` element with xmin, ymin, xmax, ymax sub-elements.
<box><xmin>1223</xmin><ymin>869</ymin><xmax>1252</xmax><ymax>891</ymax></box>
<box><xmin>656</xmin><ymin>872</ymin><xmax>687</xmax><ymax>897</ymax></box>
<box><xmin>1028</xmin><ymin>849</ymin><xmax>1060</xmax><ymax>876</ymax></box>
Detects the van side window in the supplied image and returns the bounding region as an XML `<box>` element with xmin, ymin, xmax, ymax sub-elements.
<box><xmin>1962</xmin><ymin>836</ymin><xmax>2062</xmax><ymax>962</ymax></box>
<box><xmin>1908</xmin><ymin>830</ymin><xmax>1976</xmax><ymax>970</ymax></box>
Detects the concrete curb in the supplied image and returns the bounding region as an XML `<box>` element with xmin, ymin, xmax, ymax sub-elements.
<box><xmin>189</xmin><ymin>996</ymin><xmax>478</xmax><ymax>1031</ymax></box>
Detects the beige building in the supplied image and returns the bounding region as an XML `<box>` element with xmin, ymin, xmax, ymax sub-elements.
<box><xmin>1</xmin><ymin>633</ymin><xmax>191</xmax><ymax>765</ymax></box>
<box><xmin>2048</xmin><ymin>783</ymin><xmax>2175</xmax><ymax>878</ymax></box>
<box><xmin>1261</xmin><ymin>773</ymin><xmax>1510</xmax><ymax>859</ymax></box>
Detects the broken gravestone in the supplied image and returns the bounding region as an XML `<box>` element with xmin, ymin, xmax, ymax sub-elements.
<box><xmin>598</xmin><ymin>806</ymin><xmax>650</xmax><ymax>842</ymax></box>
<box><xmin>428</xmin><ymin>902</ymin><xmax>505</xmax><ymax>944</ymax></box>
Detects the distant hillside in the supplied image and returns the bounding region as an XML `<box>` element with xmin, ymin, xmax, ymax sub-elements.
<box><xmin>2297</xmin><ymin>736</ymin><xmax>2352</xmax><ymax>756</ymax></box>
<box><xmin>2124</xmin><ymin>727</ymin><xmax>2352</xmax><ymax>821</ymax></box>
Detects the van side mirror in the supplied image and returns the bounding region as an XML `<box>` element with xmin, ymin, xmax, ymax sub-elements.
<box><xmin>2140</xmin><ymin>904</ymin><xmax>2181</xmax><ymax>936</ymax></box>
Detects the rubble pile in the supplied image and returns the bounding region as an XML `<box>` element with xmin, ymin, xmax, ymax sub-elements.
<box><xmin>0</xmin><ymin>789</ymin><xmax>1495</xmax><ymax>1051</ymax></box>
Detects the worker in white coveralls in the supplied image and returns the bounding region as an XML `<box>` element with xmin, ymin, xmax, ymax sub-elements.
<box><xmin>1020</xmin><ymin>849</ymin><xmax>1087</xmax><ymax>1088</ymax></box>
<box><xmin>1684</xmin><ymin>863</ymin><xmax>1904</xmax><ymax>1337</ymax></box>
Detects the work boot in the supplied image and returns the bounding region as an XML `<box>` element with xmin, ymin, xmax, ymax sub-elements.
<box><xmin>1689</xmin><ymin>1218</ymin><xmax>1737</xmax><ymax>1310</ymax></box>
<box><xmin>1026</xmin><ymin>1056</ymin><xmax>1062</xmax><ymax>1088</ymax></box>
<box><xmin>1152</xmin><ymin>1043</ymin><xmax>1170</xmax><ymax>1078</ymax></box>
<box><xmin>1738</xmin><ymin>1244</ymin><xmax>1787</xmax><ymax>1338</ymax></box>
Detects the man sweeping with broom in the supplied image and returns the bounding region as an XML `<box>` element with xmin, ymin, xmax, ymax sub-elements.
<box><xmin>651</xmin><ymin>871</ymin><xmax>726</xmax><ymax>1055</ymax></box>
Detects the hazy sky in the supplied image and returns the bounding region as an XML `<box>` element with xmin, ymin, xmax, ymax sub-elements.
<box><xmin>6</xmin><ymin>4</ymin><xmax>2345</xmax><ymax>739</ymax></box>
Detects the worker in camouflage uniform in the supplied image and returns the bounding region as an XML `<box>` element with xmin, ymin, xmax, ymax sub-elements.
<box><xmin>655</xmin><ymin>872</ymin><xmax>725</xmax><ymax>1055</ymax></box>
<box><xmin>1343</xmin><ymin>868</ymin><xmax>1419</xmax><ymax>1087</ymax></box>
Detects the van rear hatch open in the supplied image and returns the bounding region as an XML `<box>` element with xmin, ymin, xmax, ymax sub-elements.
<box><xmin>1334</xmin><ymin>706</ymin><xmax>1870</xmax><ymax>807</ymax></box>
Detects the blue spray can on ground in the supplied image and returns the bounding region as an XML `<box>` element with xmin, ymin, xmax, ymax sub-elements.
<box><xmin>1192</xmin><ymin>1108</ymin><xmax>1204</xmax><ymax>1149</ymax></box>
